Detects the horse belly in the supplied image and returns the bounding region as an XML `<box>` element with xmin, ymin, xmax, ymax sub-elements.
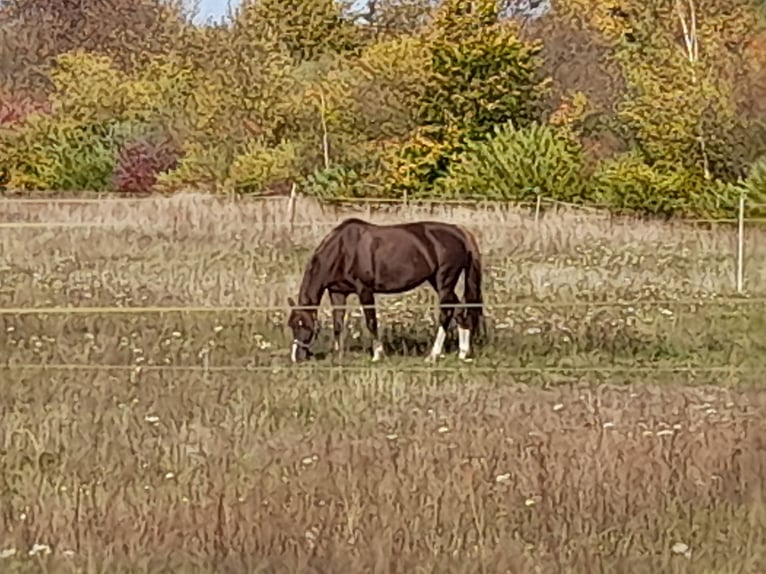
<box><xmin>372</xmin><ymin>245</ymin><xmax>431</xmax><ymax>293</ymax></box>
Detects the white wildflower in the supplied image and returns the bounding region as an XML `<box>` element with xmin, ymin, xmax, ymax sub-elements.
<box><xmin>164</xmin><ymin>472</ymin><xmax>175</xmax><ymax>480</ymax></box>
<box><xmin>437</xmin><ymin>425</ymin><xmax>449</xmax><ymax>434</ymax></box>
<box><xmin>144</xmin><ymin>414</ymin><xmax>160</xmax><ymax>424</ymax></box>
<box><xmin>28</xmin><ymin>543</ymin><xmax>51</xmax><ymax>556</ymax></box>
<box><xmin>0</xmin><ymin>548</ymin><xmax>16</xmax><ymax>559</ymax></box>
<box><xmin>671</xmin><ymin>542</ymin><xmax>692</xmax><ymax>559</ymax></box>
<box><xmin>602</xmin><ymin>422</ymin><xmax>616</xmax><ymax>429</ymax></box>
<box><xmin>495</xmin><ymin>473</ymin><xmax>511</xmax><ymax>484</ymax></box>
<box><xmin>552</xmin><ymin>403</ymin><xmax>564</xmax><ymax>412</ymax></box>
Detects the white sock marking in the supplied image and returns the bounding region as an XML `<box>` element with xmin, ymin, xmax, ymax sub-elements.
<box><xmin>427</xmin><ymin>326</ymin><xmax>447</xmax><ymax>361</ymax></box>
<box><xmin>372</xmin><ymin>340</ymin><xmax>384</xmax><ymax>362</ymax></box>
<box><xmin>291</xmin><ymin>341</ymin><xmax>298</xmax><ymax>363</ymax></box>
<box><xmin>458</xmin><ymin>327</ymin><xmax>471</xmax><ymax>360</ymax></box>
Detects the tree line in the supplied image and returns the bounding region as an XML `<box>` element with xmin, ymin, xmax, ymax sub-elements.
<box><xmin>1</xmin><ymin>0</ymin><xmax>765</xmax><ymax>217</ymax></box>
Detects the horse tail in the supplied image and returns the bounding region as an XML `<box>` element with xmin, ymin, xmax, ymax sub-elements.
<box><xmin>459</xmin><ymin>226</ymin><xmax>485</xmax><ymax>336</ymax></box>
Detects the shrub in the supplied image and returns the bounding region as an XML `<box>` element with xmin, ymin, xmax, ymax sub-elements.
<box><xmin>591</xmin><ymin>151</ymin><xmax>739</xmax><ymax>218</ymax></box>
<box><xmin>302</xmin><ymin>165</ymin><xmax>365</xmax><ymax>200</ymax></box>
<box><xmin>1</xmin><ymin>115</ymin><xmax>142</xmax><ymax>191</ymax></box>
<box><xmin>745</xmin><ymin>156</ymin><xmax>766</xmax><ymax>215</ymax></box>
<box><xmin>113</xmin><ymin>134</ymin><xmax>182</xmax><ymax>194</ymax></box>
<box><xmin>435</xmin><ymin>121</ymin><xmax>590</xmax><ymax>202</ymax></box>
<box><xmin>225</xmin><ymin>140</ymin><xmax>298</xmax><ymax>195</ymax></box>
<box><xmin>153</xmin><ymin>142</ymin><xmax>234</xmax><ymax>193</ymax></box>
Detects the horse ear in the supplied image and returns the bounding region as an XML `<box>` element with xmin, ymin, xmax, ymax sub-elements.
<box><xmin>287</xmin><ymin>297</ymin><xmax>296</xmax><ymax>308</ymax></box>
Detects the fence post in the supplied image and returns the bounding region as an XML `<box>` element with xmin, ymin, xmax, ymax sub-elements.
<box><xmin>534</xmin><ymin>191</ymin><xmax>542</xmax><ymax>223</ymax></box>
<box><xmin>736</xmin><ymin>188</ymin><xmax>746</xmax><ymax>294</ymax></box>
<box><xmin>287</xmin><ymin>183</ymin><xmax>297</xmax><ymax>233</ymax></box>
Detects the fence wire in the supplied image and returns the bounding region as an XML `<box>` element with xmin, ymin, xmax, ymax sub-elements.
<box><xmin>0</xmin><ymin>297</ymin><xmax>764</xmax><ymax>315</ymax></box>
<box><xmin>0</xmin><ymin>363</ymin><xmax>752</xmax><ymax>375</ymax></box>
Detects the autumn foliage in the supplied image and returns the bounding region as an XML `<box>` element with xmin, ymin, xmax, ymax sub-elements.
<box><xmin>0</xmin><ymin>0</ymin><xmax>764</xmax><ymax>216</ymax></box>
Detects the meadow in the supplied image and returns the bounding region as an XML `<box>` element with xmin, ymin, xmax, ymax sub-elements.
<box><xmin>1</xmin><ymin>193</ymin><xmax>766</xmax><ymax>572</ymax></box>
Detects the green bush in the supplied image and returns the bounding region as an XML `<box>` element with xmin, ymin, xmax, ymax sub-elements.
<box><xmin>153</xmin><ymin>141</ymin><xmax>232</xmax><ymax>193</ymax></box>
<box><xmin>225</xmin><ymin>140</ymin><xmax>298</xmax><ymax>195</ymax></box>
<box><xmin>1</xmin><ymin>115</ymin><xmax>144</xmax><ymax>191</ymax></box>
<box><xmin>591</xmin><ymin>151</ymin><xmax>739</xmax><ymax>218</ymax></box>
<box><xmin>745</xmin><ymin>157</ymin><xmax>766</xmax><ymax>216</ymax></box>
<box><xmin>302</xmin><ymin>165</ymin><xmax>365</xmax><ymax>200</ymax></box>
<box><xmin>435</xmin><ymin>121</ymin><xmax>590</xmax><ymax>202</ymax></box>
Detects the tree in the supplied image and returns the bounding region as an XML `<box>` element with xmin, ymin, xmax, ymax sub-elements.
<box><xmin>550</xmin><ymin>0</ymin><xmax>765</xmax><ymax>181</ymax></box>
<box><xmin>0</xmin><ymin>0</ymin><xmax>186</xmax><ymax>94</ymax></box>
<box><xmin>233</xmin><ymin>0</ymin><xmax>362</xmax><ymax>63</ymax></box>
<box><xmin>387</xmin><ymin>0</ymin><xmax>550</xmax><ymax>195</ymax></box>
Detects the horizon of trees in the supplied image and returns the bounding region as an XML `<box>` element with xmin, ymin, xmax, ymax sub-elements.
<box><xmin>1</xmin><ymin>0</ymin><xmax>765</xmax><ymax>218</ymax></box>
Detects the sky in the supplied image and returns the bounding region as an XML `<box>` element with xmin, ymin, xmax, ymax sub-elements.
<box><xmin>191</xmin><ymin>0</ymin><xmax>239</xmax><ymax>25</ymax></box>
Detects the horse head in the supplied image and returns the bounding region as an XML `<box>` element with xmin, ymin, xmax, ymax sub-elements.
<box><xmin>287</xmin><ymin>297</ymin><xmax>320</xmax><ymax>362</ymax></box>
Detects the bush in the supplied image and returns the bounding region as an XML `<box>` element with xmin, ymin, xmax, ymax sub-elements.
<box><xmin>225</xmin><ymin>140</ymin><xmax>298</xmax><ymax>195</ymax></box>
<box><xmin>591</xmin><ymin>151</ymin><xmax>739</xmax><ymax>218</ymax></box>
<box><xmin>1</xmin><ymin>116</ymin><xmax>143</xmax><ymax>191</ymax></box>
<box><xmin>112</xmin><ymin>133</ymin><xmax>182</xmax><ymax>194</ymax></box>
<box><xmin>302</xmin><ymin>165</ymin><xmax>365</xmax><ymax>200</ymax></box>
<box><xmin>745</xmin><ymin>157</ymin><xmax>766</xmax><ymax>215</ymax></box>
<box><xmin>435</xmin><ymin>121</ymin><xmax>590</xmax><ymax>202</ymax></box>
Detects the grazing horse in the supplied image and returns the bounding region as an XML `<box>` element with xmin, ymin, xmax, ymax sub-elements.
<box><xmin>287</xmin><ymin>218</ymin><xmax>484</xmax><ymax>363</ymax></box>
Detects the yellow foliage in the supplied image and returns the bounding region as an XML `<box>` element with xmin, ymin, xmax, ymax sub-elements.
<box><xmin>49</xmin><ymin>51</ymin><xmax>130</xmax><ymax>122</ymax></box>
<box><xmin>154</xmin><ymin>141</ymin><xmax>231</xmax><ymax>194</ymax></box>
<box><xmin>225</xmin><ymin>140</ymin><xmax>298</xmax><ymax>195</ymax></box>
<box><xmin>355</xmin><ymin>36</ymin><xmax>429</xmax><ymax>84</ymax></box>
<box><xmin>48</xmin><ymin>50</ymin><xmax>195</xmax><ymax>126</ymax></box>
<box><xmin>549</xmin><ymin>91</ymin><xmax>590</xmax><ymax>128</ymax></box>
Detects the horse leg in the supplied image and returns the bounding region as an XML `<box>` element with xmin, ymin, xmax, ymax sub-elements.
<box><xmin>426</xmin><ymin>288</ymin><xmax>459</xmax><ymax>363</ymax></box>
<box><xmin>359</xmin><ymin>289</ymin><xmax>384</xmax><ymax>362</ymax></box>
<box><xmin>455</xmin><ymin>305</ymin><xmax>472</xmax><ymax>362</ymax></box>
<box><xmin>329</xmin><ymin>291</ymin><xmax>347</xmax><ymax>359</ymax></box>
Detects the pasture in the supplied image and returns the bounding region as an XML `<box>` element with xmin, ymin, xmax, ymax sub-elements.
<box><xmin>1</xmin><ymin>194</ymin><xmax>766</xmax><ymax>572</ymax></box>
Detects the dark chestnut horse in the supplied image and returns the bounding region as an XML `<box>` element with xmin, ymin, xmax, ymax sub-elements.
<box><xmin>287</xmin><ymin>218</ymin><xmax>484</xmax><ymax>363</ymax></box>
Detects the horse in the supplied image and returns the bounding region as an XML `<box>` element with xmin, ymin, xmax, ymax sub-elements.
<box><xmin>286</xmin><ymin>217</ymin><xmax>484</xmax><ymax>363</ymax></box>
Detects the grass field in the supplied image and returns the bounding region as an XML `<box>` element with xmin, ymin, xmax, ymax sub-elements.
<box><xmin>1</xmin><ymin>194</ymin><xmax>766</xmax><ymax>572</ymax></box>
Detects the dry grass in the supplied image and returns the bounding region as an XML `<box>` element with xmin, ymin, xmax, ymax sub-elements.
<box><xmin>1</xmin><ymin>193</ymin><xmax>766</xmax><ymax>572</ymax></box>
